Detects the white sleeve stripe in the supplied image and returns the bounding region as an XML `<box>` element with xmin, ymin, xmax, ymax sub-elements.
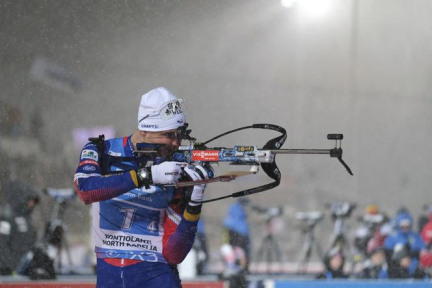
<box><xmin>167</xmin><ymin>206</ymin><xmax>181</xmax><ymax>225</ymax></box>
<box><xmin>74</xmin><ymin>172</ymin><xmax>101</xmax><ymax>181</ymax></box>
<box><xmin>167</xmin><ymin>213</ymin><xmax>180</xmax><ymax>225</ymax></box>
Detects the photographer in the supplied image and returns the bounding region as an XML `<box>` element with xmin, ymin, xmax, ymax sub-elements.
<box><xmin>316</xmin><ymin>247</ymin><xmax>349</xmax><ymax>279</ymax></box>
<box><xmin>220</xmin><ymin>198</ymin><xmax>251</xmax><ymax>287</ymax></box>
<box><xmin>384</xmin><ymin>210</ymin><xmax>426</xmax><ymax>278</ymax></box>
<box><xmin>420</xmin><ymin>205</ymin><xmax>432</xmax><ymax>271</ymax></box>
<box><xmin>354</xmin><ymin>204</ymin><xmax>387</xmax><ymax>256</ymax></box>
<box><xmin>74</xmin><ymin>87</ymin><xmax>211</xmax><ymax>288</ymax></box>
<box><xmin>390</xmin><ymin>244</ymin><xmax>429</xmax><ymax>279</ymax></box>
<box><xmin>357</xmin><ymin>247</ymin><xmax>389</xmax><ymax>279</ymax></box>
<box><xmin>0</xmin><ymin>172</ymin><xmax>40</xmax><ymax>275</ymax></box>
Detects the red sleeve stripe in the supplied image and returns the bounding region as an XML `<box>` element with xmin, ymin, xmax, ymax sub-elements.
<box><xmin>75</xmin><ymin>180</ymin><xmax>91</xmax><ymax>204</ymax></box>
<box><xmin>74</xmin><ymin>172</ymin><xmax>136</xmax><ymax>205</ymax></box>
<box><xmin>74</xmin><ymin>180</ymin><xmax>134</xmax><ymax>205</ymax></box>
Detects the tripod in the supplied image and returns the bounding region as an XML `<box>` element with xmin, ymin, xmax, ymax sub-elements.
<box><xmin>16</xmin><ymin>188</ymin><xmax>75</xmax><ymax>278</ymax></box>
<box><xmin>255</xmin><ymin>216</ymin><xmax>283</xmax><ymax>274</ymax></box>
<box><xmin>325</xmin><ymin>202</ymin><xmax>357</xmax><ymax>274</ymax></box>
<box><xmin>45</xmin><ymin>195</ymin><xmax>74</xmax><ymax>274</ymax></box>
<box><xmin>295</xmin><ymin>211</ymin><xmax>324</xmax><ymax>274</ymax></box>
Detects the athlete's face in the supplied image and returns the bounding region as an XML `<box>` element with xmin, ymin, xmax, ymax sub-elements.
<box><xmin>142</xmin><ymin>129</ymin><xmax>180</xmax><ymax>157</ymax></box>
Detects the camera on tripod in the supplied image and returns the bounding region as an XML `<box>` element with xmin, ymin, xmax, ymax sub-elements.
<box><xmin>295</xmin><ymin>211</ymin><xmax>324</xmax><ymax>230</ymax></box>
<box><xmin>252</xmin><ymin>205</ymin><xmax>284</xmax><ymax>272</ymax></box>
<box><xmin>46</xmin><ymin>188</ymin><xmax>76</xmax><ymax>201</ymax></box>
<box><xmin>252</xmin><ymin>205</ymin><xmax>283</xmax><ymax>221</ymax></box>
<box><xmin>44</xmin><ymin>188</ymin><xmax>76</xmax><ymax>246</ymax></box>
<box><xmin>295</xmin><ymin>211</ymin><xmax>323</xmax><ymax>222</ymax></box>
<box><xmin>326</xmin><ymin>202</ymin><xmax>356</xmax><ymax>219</ymax></box>
<box><xmin>43</xmin><ymin>188</ymin><xmax>77</xmax><ymax>275</ymax></box>
<box><xmin>16</xmin><ymin>188</ymin><xmax>76</xmax><ymax>279</ymax></box>
<box><xmin>295</xmin><ymin>211</ymin><xmax>325</xmax><ymax>273</ymax></box>
<box><xmin>265</xmin><ymin>207</ymin><xmax>283</xmax><ymax>219</ymax></box>
<box><xmin>361</xmin><ymin>213</ymin><xmax>385</xmax><ymax>224</ymax></box>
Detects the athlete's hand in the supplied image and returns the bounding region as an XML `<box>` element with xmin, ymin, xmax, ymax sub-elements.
<box><xmin>150</xmin><ymin>161</ymin><xmax>187</xmax><ymax>185</ymax></box>
<box><xmin>195</xmin><ymin>164</ymin><xmax>214</xmax><ymax>180</ymax></box>
<box><xmin>183</xmin><ymin>165</ymin><xmax>209</xmax><ymax>205</ymax></box>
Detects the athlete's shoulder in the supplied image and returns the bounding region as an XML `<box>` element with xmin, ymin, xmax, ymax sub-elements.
<box><xmin>106</xmin><ymin>136</ymin><xmax>128</xmax><ymax>143</ymax></box>
<box><xmin>78</xmin><ymin>137</ymin><xmax>114</xmax><ymax>163</ymax></box>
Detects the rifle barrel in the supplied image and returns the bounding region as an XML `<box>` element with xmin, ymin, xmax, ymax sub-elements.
<box><xmin>264</xmin><ymin>149</ymin><xmax>331</xmax><ymax>155</ymax></box>
<box><xmin>137</xmin><ymin>148</ymin><xmax>332</xmax><ymax>155</ymax></box>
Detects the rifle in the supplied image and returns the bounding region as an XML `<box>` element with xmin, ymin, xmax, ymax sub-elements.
<box><xmin>135</xmin><ymin>123</ymin><xmax>353</xmax><ymax>203</ymax></box>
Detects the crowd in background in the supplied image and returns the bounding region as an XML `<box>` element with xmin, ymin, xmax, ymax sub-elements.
<box><xmin>320</xmin><ymin>204</ymin><xmax>432</xmax><ymax>280</ymax></box>
<box><xmin>215</xmin><ymin>200</ymin><xmax>432</xmax><ymax>286</ymax></box>
<box><xmin>2</xmin><ymin>167</ymin><xmax>432</xmax><ymax>283</ymax></box>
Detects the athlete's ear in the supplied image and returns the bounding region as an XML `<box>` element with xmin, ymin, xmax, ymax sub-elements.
<box><xmin>137</xmin><ymin>130</ymin><xmax>148</xmax><ymax>142</ymax></box>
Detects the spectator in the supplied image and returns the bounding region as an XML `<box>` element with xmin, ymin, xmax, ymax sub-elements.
<box><xmin>222</xmin><ymin>198</ymin><xmax>251</xmax><ymax>270</ymax></box>
<box><xmin>384</xmin><ymin>210</ymin><xmax>426</xmax><ymax>277</ymax></box>
<box><xmin>316</xmin><ymin>247</ymin><xmax>349</xmax><ymax>279</ymax></box>
<box><xmin>390</xmin><ymin>243</ymin><xmax>429</xmax><ymax>279</ymax></box>
<box><xmin>354</xmin><ymin>204</ymin><xmax>386</xmax><ymax>256</ymax></box>
<box><xmin>0</xmin><ymin>174</ymin><xmax>40</xmax><ymax>274</ymax></box>
<box><xmin>194</xmin><ymin>218</ymin><xmax>209</xmax><ymax>275</ymax></box>
<box><xmin>3</xmin><ymin>103</ymin><xmax>23</xmax><ymax>137</ymax></box>
<box><xmin>358</xmin><ymin>247</ymin><xmax>389</xmax><ymax>279</ymax></box>
<box><xmin>420</xmin><ymin>206</ymin><xmax>432</xmax><ymax>246</ymax></box>
<box><xmin>419</xmin><ymin>206</ymin><xmax>432</xmax><ymax>269</ymax></box>
<box><xmin>219</xmin><ymin>198</ymin><xmax>251</xmax><ymax>288</ymax></box>
<box><xmin>366</xmin><ymin>222</ymin><xmax>392</xmax><ymax>256</ymax></box>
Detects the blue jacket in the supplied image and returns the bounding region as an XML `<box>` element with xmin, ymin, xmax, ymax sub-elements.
<box><xmin>384</xmin><ymin>213</ymin><xmax>426</xmax><ymax>253</ymax></box>
<box><xmin>223</xmin><ymin>201</ymin><xmax>249</xmax><ymax>237</ymax></box>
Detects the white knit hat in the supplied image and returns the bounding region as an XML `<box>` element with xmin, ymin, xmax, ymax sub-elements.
<box><xmin>137</xmin><ymin>87</ymin><xmax>186</xmax><ymax>131</ymax></box>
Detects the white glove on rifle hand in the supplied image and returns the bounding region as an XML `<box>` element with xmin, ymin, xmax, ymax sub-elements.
<box><xmin>149</xmin><ymin>161</ymin><xmax>187</xmax><ymax>185</ymax></box>
<box><xmin>183</xmin><ymin>165</ymin><xmax>209</xmax><ymax>206</ymax></box>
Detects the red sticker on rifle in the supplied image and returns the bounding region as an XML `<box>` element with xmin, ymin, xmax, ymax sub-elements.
<box><xmin>192</xmin><ymin>150</ymin><xmax>219</xmax><ymax>161</ymax></box>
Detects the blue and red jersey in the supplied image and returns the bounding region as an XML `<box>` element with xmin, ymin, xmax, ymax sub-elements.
<box><xmin>74</xmin><ymin>135</ymin><xmax>199</xmax><ymax>265</ymax></box>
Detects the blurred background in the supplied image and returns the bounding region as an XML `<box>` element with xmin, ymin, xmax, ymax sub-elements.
<box><xmin>1</xmin><ymin>0</ymin><xmax>432</xmax><ymax>277</ymax></box>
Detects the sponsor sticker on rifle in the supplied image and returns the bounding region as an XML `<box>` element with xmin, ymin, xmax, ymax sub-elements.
<box><xmin>192</xmin><ymin>150</ymin><xmax>219</xmax><ymax>161</ymax></box>
<box><xmin>237</xmin><ymin>146</ymin><xmax>254</xmax><ymax>152</ymax></box>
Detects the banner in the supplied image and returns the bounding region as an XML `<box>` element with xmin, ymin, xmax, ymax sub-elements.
<box><xmin>30</xmin><ymin>56</ymin><xmax>82</xmax><ymax>94</ymax></box>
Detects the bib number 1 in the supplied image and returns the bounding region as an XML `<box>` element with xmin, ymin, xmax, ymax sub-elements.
<box><xmin>119</xmin><ymin>207</ymin><xmax>136</xmax><ymax>230</ymax></box>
